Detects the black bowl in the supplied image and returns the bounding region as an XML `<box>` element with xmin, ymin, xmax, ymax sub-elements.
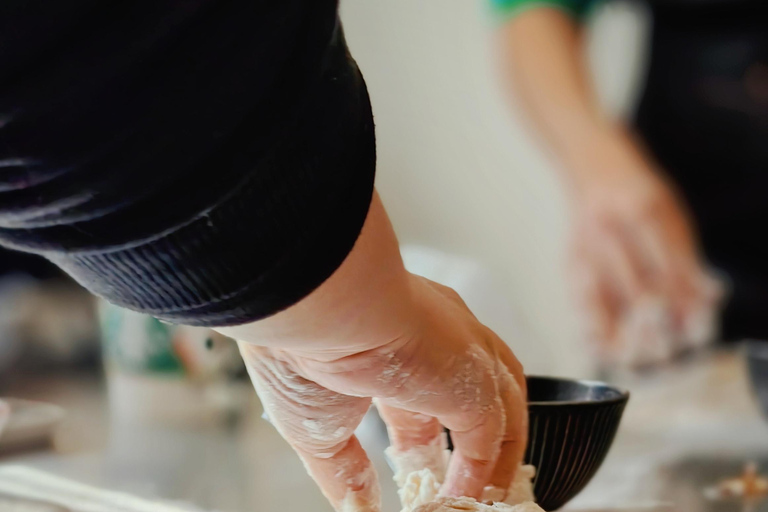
<box><xmin>746</xmin><ymin>340</ymin><xmax>768</xmax><ymax>419</ymax></box>
<box><xmin>524</xmin><ymin>376</ymin><xmax>629</xmax><ymax>510</ymax></box>
<box><xmin>441</xmin><ymin>376</ymin><xmax>628</xmax><ymax>510</ymax></box>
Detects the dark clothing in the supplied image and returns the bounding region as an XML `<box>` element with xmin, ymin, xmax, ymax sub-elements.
<box><xmin>646</xmin><ymin>0</ymin><xmax>763</xmax><ymax>7</ymax></box>
<box><xmin>0</xmin><ymin>1</ymin><xmax>375</xmax><ymax>326</ymax></box>
<box><xmin>636</xmin><ymin>0</ymin><xmax>768</xmax><ymax>339</ymax></box>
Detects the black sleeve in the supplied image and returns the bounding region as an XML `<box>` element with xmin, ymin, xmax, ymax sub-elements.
<box><xmin>0</xmin><ymin>0</ymin><xmax>376</xmax><ymax>326</ymax></box>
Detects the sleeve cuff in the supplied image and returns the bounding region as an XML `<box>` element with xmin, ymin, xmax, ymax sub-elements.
<box><xmin>488</xmin><ymin>0</ymin><xmax>598</xmax><ymax>24</ymax></box>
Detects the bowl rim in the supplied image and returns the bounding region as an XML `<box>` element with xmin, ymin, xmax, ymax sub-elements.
<box><xmin>526</xmin><ymin>375</ymin><xmax>630</xmax><ymax>407</ymax></box>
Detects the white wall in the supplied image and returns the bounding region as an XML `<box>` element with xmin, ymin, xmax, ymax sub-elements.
<box><xmin>340</xmin><ymin>1</ymin><xmax>649</xmax><ymax>377</ymax></box>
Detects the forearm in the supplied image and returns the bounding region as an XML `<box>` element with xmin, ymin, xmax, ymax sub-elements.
<box><xmin>496</xmin><ymin>8</ymin><xmax>624</xmax><ymax>178</ymax></box>
<box><xmin>217</xmin><ymin>191</ymin><xmax>416</xmax><ymax>359</ymax></box>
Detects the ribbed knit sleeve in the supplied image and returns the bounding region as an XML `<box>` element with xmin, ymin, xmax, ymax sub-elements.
<box><xmin>0</xmin><ymin>0</ymin><xmax>376</xmax><ymax>326</ymax></box>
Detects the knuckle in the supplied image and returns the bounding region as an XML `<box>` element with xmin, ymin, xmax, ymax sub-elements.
<box><xmin>433</xmin><ymin>281</ymin><xmax>466</xmax><ymax>306</ymax></box>
<box><xmin>247</xmin><ymin>353</ymin><xmax>371</xmax><ymax>459</ymax></box>
<box><xmin>285</xmin><ymin>414</ymin><xmax>357</xmax><ymax>455</ymax></box>
<box><xmin>450</xmin><ymin>349</ymin><xmax>499</xmax><ymax>414</ymax></box>
<box><xmin>293</xmin><ymin>435</ymin><xmax>352</xmax><ymax>459</ymax></box>
<box><xmin>444</xmin><ymin>286</ymin><xmax>464</xmax><ymax>303</ymax></box>
<box><xmin>453</xmin><ymin>394</ymin><xmax>505</xmax><ymax>439</ymax></box>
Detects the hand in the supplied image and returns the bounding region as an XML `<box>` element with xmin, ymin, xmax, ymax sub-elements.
<box><xmin>564</xmin><ymin>129</ymin><xmax>723</xmax><ymax>366</ymax></box>
<box><xmin>218</xmin><ymin>193</ymin><xmax>527</xmax><ymax>512</ymax></box>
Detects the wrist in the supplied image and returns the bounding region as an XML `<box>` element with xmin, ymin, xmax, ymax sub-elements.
<box><xmin>559</xmin><ymin>123</ymin><xmax>654</xmax><ymax>190</ymax></box>
<box><xmin>216</xmin><ymin>191</ymin><xmax>415</xmax><ymax>359</ymax></box>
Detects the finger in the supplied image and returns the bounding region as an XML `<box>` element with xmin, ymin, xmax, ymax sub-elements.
<box><xmin>376</xmin><ymin>401</ymin><xmax>443</xmax><ymax>452</ymax></box>
<box><xmin>596</xmin><ymin>276</ymin><xmax>622</xmax><ymax>349</ymax></box>
<box><xmin>239</xmin><ymin>343</ymin><xmax>380</xmax><ymax>512</ymax></box>
<box><xmin>617</xmin><ymin>295</ymin><xmax>675</xmax><ymax>367</ymax></box>
<box><xmin>671</xmin><ymin>269</ymin><xmax>724</xmax><ymax>350</ymax></box>
<box><xmin>632</xmin><ymin>219</ymin><xmax>675</xmax><ymax>285</ymax></box>
<box><xmin>595</xmin><ymin>222</ymin><xmax>646</xmax><ymax>303</ymax></box>
<box><xmin>433</xmin><ymin>348</ymin><xmax>505</xmax><ymax>499</ymax></box>
<box><xmin>605</xmin><ymin>220</ymin><xmax>684</xmax><ymax>364</ymax></box>
<box><xmin>593</xmin><ymin>223</ymin><xmax>671</xmax><ymax>363</ymax></box>
<box><xmin>637</xmin><ymin>221</ymin><xmax>725</xmax><ymax>354</ymax></box>
<box><xmin>629</xmin><ymin>201</ymin><xmax>711</xmax><ymax>316</ymax></box>
<box><xmin>295</xmin><ymin>432</ymin><xmax>379</xmax><ymax>512</ymax></box>
<box><xmin>578</xmin><ymin>220</ymin><xmax>642</xmax><ymax>352</ymax></box>
<box><xmin>570</xmin><ymin>255</ymin><xmax>620</xmax><ymax>348</ymax></box>
<box><xmin>376</xmin><ymin>401</ymin><xmax>446</xmax><ymax>485</ymax></box>
<box><xmin>486</xmin><ymin>330</ymin><xmax>526</xmax><ymax>395</ymax></box>
<box><xmin>381</xmin><ymin>337</ymin><xmax>505</xmax><ymax>499</ymax></box>
<box><xmin>679</xmin><ymin>293</ymin><xmax>720</xmax><ymax>348</ymax></box>
<box><xmin>670</xmin><ymin>264</ymin><xmax>719</xmax><ymax>342</ymax></box>
<box><xmin>631</xmin><ymin>218</ymin><xmax>693</xmax><ymax>305</ymax></box>
<box><xmin>485</xmin><ymin>335</ymin><xmax>528</xmax><ymax>497</ymax></box>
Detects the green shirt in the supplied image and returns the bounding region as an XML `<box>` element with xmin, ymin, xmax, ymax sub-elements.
<box><xmin>489</xmin><ymin>0</ymin><xmax>600</xmax><ymax>22</ymax></box>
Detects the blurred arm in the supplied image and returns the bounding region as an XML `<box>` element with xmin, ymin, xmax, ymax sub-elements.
<box><xmin>495</xmin><ymin>5</ymin><xmax>615</xmax><ymax>183</ymax></box>
<box><xmin>493</xmin><ymin>4</ymin><xmax>722</xmax><ymax>364</ymax></box>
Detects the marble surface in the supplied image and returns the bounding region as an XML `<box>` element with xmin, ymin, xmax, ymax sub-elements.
<box><xmin>0</xmin><ymin>348</ymin><xmax>766</xmax><ymax>512</ymax></box>
<box><xmin>572</xmin><ymin>349</ymin><xmax>768</xmax><ymax>512</ymax></box>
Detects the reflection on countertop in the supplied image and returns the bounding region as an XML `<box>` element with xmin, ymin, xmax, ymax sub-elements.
<box><xmin>0</xmin><ymin>348</ymin><xmax>766</xmax><ymax>512</ymax></box>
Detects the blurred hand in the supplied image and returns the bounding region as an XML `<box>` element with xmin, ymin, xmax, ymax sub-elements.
<box><xmin>564</xmin><ymin>130</ymin><xmax>723</xmax><ymax>366</ymax></box>
<box><xmin>218</xmin><ymin>193</ymin><xmax>527</xmax><ymax>512</ymax></box>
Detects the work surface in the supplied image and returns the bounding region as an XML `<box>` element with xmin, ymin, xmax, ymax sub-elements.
<box><xmin>1</xmin><ymin>348</ymin><xmax>766</xmax><ymax>512</ymax></box>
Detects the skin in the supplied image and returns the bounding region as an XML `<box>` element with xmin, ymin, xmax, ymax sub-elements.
<box><xmin>218</xmin><ymin>192</ymin><xmax>528</xmax><ymax>512</ymax></box>
<box><xmin>495</xmin><ymin>7</ymin><xmax>722</xmax><ymax>365</ymax></box>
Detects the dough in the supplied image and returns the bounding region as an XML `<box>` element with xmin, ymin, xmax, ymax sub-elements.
<box><xmin>396</xmin><ymin>466</ymin><xmax>539</xmax><ymax>512</ymax></box>
<box><xmin>385</xmin><ymin>434</ymin><xmax>451</xmax><ymax>489</ymax></box>
<box><xmin>398</xmin><ymin>469</ymin><xmax>442</xmax><ymax>512</ymax></box>
<box><xmin>501</xmin><ymin>465</ymin><xmax>536</xmax><ymax>505</ymax></box>
<box><xmin>386</xmin><ymin>432</ymin><xmax>541</xmax><ymax>512</ymax></box>
<box><xmin>412</xmin><ymin>497</ymin><xmax>543</xmax><ymax>512</ymax></box>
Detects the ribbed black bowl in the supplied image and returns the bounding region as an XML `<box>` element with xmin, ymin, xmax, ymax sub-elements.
<box><xmin>524</xmin><ymin>376</ymin><xmax>629</xmax><ymax>511</ymax></box>
<box><xmin>746</xmin><ymin>340</ymin><xmax>768</xmax><ymax>419</ymax></box>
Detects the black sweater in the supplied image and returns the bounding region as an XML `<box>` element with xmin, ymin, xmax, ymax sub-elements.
<box><xmin>0</xmin><ymin>0</ymin><xmax>375</xmax><ymax>326</ymax></box>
